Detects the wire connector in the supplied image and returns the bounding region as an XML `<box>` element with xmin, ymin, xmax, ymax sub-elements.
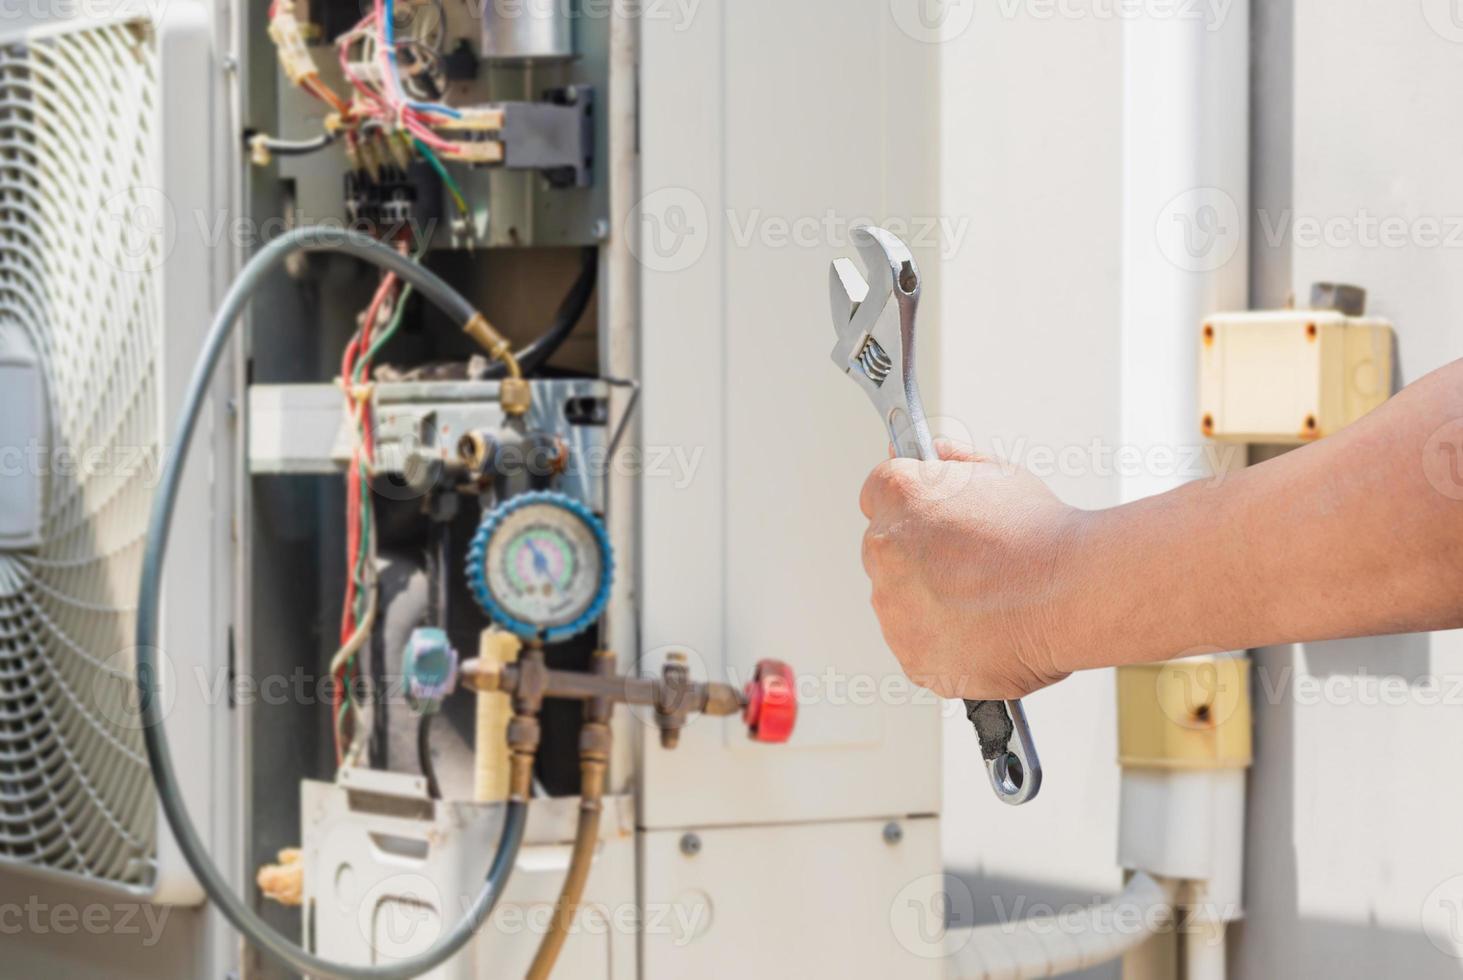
<box><xmin>436</xmin><ymin>105</ymin><xmax>507</xmax><ymax>132</ymax></box>
<box><xmin>267</xmin><ymin>4</ymin><xmax>319</xmax><ymax>87</ymax></box>
<box><xmin>446</xmin><ymin>141</ymin><xmax>506</xmax><ymax>166</ymax></box>
<box><xmin>249</xmin><ymin>133</ymin><xmax>273</xmax><ymax>168</ymax></box>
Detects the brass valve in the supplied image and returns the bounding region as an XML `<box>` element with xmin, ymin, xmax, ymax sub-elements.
<box><xmin>461</xmin><ymin>640</ymin><xmax>796</xmax><ymax>751</ymax></box>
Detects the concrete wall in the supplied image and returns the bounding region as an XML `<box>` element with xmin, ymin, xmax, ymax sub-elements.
<box><xmin>940</xmin><ymin>1</ymin><xmax>1463</xmax><ymax>976</ymax></box>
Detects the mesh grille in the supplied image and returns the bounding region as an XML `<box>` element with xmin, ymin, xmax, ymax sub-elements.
<box><xmin>0</xmin><ymin>21</ymin><xmax>161</xmax><ymax>891</ymax></box>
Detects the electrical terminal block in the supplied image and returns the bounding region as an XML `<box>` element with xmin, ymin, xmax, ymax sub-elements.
<box><xmin>436</xmin><ymin>105</ymin><xmax>506</xmax><ymax>133</ymax></box>
<box><xmin>446</xmin><ymin>140</ymin><xmax>506</xmax><ymax>166</ymax></box>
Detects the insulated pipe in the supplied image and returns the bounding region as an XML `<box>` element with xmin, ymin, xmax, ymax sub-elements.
<box><xmin>1182</xmin><ymin>917</ymin><xmax>1228</xmax><ymax>980</ymax></box>
<box><xmin>473</xmin><ymin>630</ymin><xmax>524</xmax><ymax>802</ymax></box>
<box><xmin>600</xmin><ymin>0</ymin><xmax>641</xmax><ymax>790</ymax></box>
<box><xmin>1118</xmin><ymin>6</ymin><xmax>1250</xmax><ymax>977</ymax></box>
<box><xmin>943</xmin><ymin>873</ymin><xmax>1179</xmax><ymax>980</ymax></box>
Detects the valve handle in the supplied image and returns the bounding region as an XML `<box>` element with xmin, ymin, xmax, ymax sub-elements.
<box><xmin>743</xmin><ymin>659</ymin><xmax>797</xmax><ymax>743</ymax></box>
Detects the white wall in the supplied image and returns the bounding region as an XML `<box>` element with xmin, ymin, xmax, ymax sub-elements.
<box><xmin>937</xmin><ymin>0</ymin><xmax>1127</xmax><ymax>933</ymax></box>
<box><xmin>941</xmin><ymin>1</ymin><xmax>1463</xmax><ymax>976</ymax></box>
<box><xmin>1238</xmin><ymin>1</ymin><xmax>1463</xmax><ymax>976</ymax></box>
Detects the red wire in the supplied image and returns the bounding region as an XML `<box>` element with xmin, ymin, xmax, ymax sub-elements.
<box><xmin>333</xmin><ymin>268</ymin><xmax>402</xmax><ymax>764</ymax></box>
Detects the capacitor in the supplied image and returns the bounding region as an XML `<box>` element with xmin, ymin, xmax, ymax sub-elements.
<box><xmin>481</xmin><ymin>0</ymin><xmax>574</xmax><ymax>62</ymax></box>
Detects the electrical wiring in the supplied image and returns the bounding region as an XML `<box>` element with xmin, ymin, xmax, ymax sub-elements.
<box><xmin>333</xmin><ymin>249</ymin><xmax>423</xmax><ymax>767</ymax></box>
<box><xmin>412</xmin><ymin>137</ymin><xmax>470</xmax><ymax>216</ymax></box>
<box><xmin>250</xmin><ymin>130</ymin><xmax>339</xmax><ymax>158</ymax></box>
<box><xmin>333</xmin><ymin>271</ymin><xmax>400</xmax><ymax>765</ymax></box>
<box><xmin>269</xmin><ymin>0</ymin><xmax>480</xmax><ymax>176</ymax></box>
<box><xmin>380</xmin><ymin>0</ymin><xmax>460</xmax><ymax>120</ymax></box>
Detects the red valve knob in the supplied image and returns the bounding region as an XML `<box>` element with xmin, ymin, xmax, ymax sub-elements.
<box><xmin>743</xmin><ymin>659</ymin><xmax>797</xmax><ymax>743</ymax></box>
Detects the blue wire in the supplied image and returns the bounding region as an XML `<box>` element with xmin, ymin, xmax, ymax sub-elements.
<box><xmin>411</xmin><ymin>101</ymin><xmax>462</xmax><ymax>119</ymax></box>
<box><xmin>382</xmin><ymin>0</ymin><xmax>463</xmax><ymax>119</ymax></box>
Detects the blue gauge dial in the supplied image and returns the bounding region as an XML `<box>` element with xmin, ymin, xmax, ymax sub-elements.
<box><xmin>466</xmin><ymin>492</ymin><xmax>613</xmax><ymax>642</ymax></box>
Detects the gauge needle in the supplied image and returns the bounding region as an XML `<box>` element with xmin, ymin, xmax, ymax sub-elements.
<box><xmin>527</xmin><ymin>540</ymin><xmax>551</xmax><ymax>581</ymax></box>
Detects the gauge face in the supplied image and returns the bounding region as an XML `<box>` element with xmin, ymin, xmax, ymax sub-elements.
<box><xmin>482</xmin><ymin>502</ymin><xmax>606</xmax><ymax>633</ymax></box>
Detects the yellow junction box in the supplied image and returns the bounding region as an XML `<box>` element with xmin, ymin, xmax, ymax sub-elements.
<box><xmin>1116</xmin><ymin>657</ymin><xmax>1252</xmax><ymax>770</ymax></box>
<box><xmin>1199</xmin><ymin>310</ymin><xmax>1394</xmax><ymax>443</ymax></box>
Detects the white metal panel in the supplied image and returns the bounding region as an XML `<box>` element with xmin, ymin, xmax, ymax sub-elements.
<box><xmin>153</xmin><ymin>3</ymin><xmax>221</xmax><ymax>905</ymax></box>
<box><xmin>638</xmin><ymin>0</ymin><xmax>941</xmax><ymax>830</ymax></box>
<box><xmin>640</xmin><ymin>817</ymin><xmax>944</xmax><ymax>980</ymax></box>
<box><xmin>303</xmin><ymin>780</ymin><xmax>638</xmax><ymax>979</ymax></box>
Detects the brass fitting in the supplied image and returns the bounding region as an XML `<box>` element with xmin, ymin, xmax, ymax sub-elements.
<box><xmin>499</xmin><ymin>377</ymin><xmax>532</xmax><ymax>417</ymax></box>
<box><xmin>462</xmin><ymin>313</ymin><xmax>531</xmax><ymax>416</ymax></box>
<box><xmin>507</xmin><ymin>712</ymin><xmax>540</xmax><ymax>803</ymax></box>
<box><xmin>463</xmin><ymin>643</ymin><xmax>747</xmax><ymax>753</ymax></box>
<box><xmin>463</xmin><ymin>312</ymin><xmax>512</xmax><ymax>362</ymax></box>
<box><xmin>458</xmin><ymin>430</ymin><xmax>496</xmax><ymax>478</ymax></box>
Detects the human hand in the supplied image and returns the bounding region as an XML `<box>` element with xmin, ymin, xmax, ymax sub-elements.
<box><xmin>859</xmin><ymin>442</ymin><xmax>1082</xmax><ymax>700</ymax></box>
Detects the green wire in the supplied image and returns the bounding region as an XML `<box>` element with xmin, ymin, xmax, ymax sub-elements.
<box><xmin>412</xmin><ymin>137</ymin><xmax>469</xmax><ymax>216</ymax></box>
<box><xmin>356</xmin><ymin>283</ymin><xmax>415</xmax><ymax>378</ymax></box>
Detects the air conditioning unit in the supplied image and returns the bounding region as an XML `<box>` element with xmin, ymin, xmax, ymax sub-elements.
<box><xmin>0</xmin><ymin>5</ymin><xmax>221</xmax><ymax>904</ymax></box>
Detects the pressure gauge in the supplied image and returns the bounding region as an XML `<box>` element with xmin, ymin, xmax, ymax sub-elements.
<box><xmin>466</xmin><ymin>492</ymin><xmax>614</xmax><ymax>642</ymax></box>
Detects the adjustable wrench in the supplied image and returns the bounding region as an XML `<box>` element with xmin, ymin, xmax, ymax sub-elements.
<box><xmin>828</xmin><ymin>226</ymin><xmax>1042</xmax><ymax>806</ymax></box>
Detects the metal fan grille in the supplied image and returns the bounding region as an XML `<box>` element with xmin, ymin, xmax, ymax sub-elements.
<box><xmin>0</xmin><ymin>21</ymin><xmax>161</xmax><ymax>891</ymax></box>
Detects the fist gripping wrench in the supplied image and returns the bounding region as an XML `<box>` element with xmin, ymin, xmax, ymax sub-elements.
<box><xmin>828</xmin><ymin>226</ymin><xmax>1042</xmax><ymax>806</ymax></box>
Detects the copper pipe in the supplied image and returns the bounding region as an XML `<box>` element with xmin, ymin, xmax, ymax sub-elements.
<box><xmin>526</xmin><ymin>650</ymin><xmax>615</xmax><ymax>980</ymax></box>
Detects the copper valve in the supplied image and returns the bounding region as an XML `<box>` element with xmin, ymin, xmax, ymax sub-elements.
<box><xmin>461</xmin><ymin>646</ymin><xmax>796</xmax><ymax>748</ymax></box>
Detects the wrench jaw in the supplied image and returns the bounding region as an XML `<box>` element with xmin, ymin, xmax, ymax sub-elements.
<box><xmin>828</xmin><ymin>228</ymin><xmax>933</xmax><ymax>459</ymax></box>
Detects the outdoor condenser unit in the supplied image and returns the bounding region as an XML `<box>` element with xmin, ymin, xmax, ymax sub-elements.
<box><xmin>0</xmin><ymin>6</ymin><xmax>220</xmax><ymax>904</ymax></box>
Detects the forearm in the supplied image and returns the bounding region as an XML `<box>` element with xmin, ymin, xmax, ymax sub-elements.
<box><xmin>1054</xmin><ymin>359</ymin><xmax>1463</xmax><ymax>673</ymax></box>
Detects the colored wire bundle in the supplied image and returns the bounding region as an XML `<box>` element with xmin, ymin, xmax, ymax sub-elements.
<box><xmin>265</xmin><ymin>0</ymin><xmax>475</xmax><ymax>218</ymax></box>
<box><xmin>331</xmin><ymin>241</ymin><xmax>422</xmax><ymax>767</ymax></box>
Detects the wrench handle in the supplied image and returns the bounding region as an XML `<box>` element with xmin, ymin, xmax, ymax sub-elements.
<box><xmin>964</xmin><ymin>698</ymin><xmax>1042</xmax><ymax>806</ymax></box>
<box><xmin>887</xmin><ymin>413</ymin><xmax>1043</xmax><ymax>806</ymax></box>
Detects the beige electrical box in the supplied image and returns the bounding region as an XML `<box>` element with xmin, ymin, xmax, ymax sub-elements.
<box><xmin>1198</xmin><ymin>310</ymin><xmax>1395</xmax><ymax>444</ymax></box>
